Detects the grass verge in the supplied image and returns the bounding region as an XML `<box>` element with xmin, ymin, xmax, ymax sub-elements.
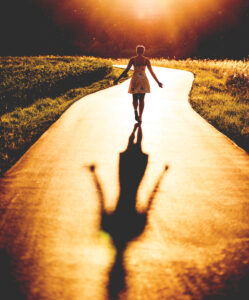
<box><xmin>0</xmin><ymin>56</ymin><xmax>112</xmax><ymax>114</ymax></box>
<box><xmin>0</xmin><ymin>56</ymin><xmax>131</xmax><ymax>175</ymax></box>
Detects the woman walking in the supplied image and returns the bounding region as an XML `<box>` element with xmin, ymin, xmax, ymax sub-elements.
<box><xmin>114</xmin><ymin>45</ymin><xmax>163</xmax><ymax>123</ymax></box>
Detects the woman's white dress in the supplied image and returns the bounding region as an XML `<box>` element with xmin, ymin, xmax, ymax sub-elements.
<box><xmin>128</xmin><ymin>62</ymin><xmax>150</xmax><ymax>94</ymax></box>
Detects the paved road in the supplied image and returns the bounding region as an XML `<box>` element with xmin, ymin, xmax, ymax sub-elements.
<box><xmin>0</xmin><ymin>67</ymin><xmax>249</xmax><ymax>300</ymax></box>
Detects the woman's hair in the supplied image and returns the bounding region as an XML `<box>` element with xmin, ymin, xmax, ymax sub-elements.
<box><xmin>136</xmin><ymin>45</ymin><xmax>145</xmax><ymax>55</ymax></box>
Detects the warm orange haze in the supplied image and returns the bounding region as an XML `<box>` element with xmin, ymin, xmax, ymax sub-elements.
<box><xmin>0</xmin><ymin>0</ymin><xmax>249</xmax><ymax>299</ymax></box>
<box><xmin>34</xmin><ymin>0</ymin><xmax>247</xmax><ymax>57</ymax></box>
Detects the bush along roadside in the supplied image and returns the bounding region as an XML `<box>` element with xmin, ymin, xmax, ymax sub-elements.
<box><xmin>0</xmin><ymin>56</ymin><xmax>113</xmax><ymax>115</ymax></box>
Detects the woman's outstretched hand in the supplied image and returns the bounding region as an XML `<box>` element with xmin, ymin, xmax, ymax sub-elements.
<box><xmin>158</xmin><ymin>82</ymin><xmax>163</xmax><ymax>88</ymax></box>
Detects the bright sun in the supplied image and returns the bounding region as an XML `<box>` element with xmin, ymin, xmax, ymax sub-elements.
<box><xmin>131</xmin><ymin>0</ymin><xmax>170</xmax><ymax>18</ymax></box>
<box><xmin>124</xmin><ymin>0</ymin><xmax>221</xmax><ymax>19</ymax></box>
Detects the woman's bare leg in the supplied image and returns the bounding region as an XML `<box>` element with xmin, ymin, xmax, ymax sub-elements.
<box><xmin>138</xmin><ymin>93</ymin><xmax>145</xmax><ymax>122</ymax></box>
<box><xmin>133</xmin><ymin>94</ymin><xmax>139</xmax><ymax>122</ymax></box>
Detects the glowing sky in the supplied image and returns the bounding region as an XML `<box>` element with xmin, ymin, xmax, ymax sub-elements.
<box><xmin>46</xmin><ymin>0</ymin><xmax>245</xmax><ymax>56</ymax></box>
<box><xmin>0</xmin><ymin>0</ymin><xmax>248</xmax><ymax>57</ymax></box>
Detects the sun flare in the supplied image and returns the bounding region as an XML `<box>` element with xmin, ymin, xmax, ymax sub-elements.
<box><xmin>45</xmin><ymin>0</ymin><xmax>246</xmax><ymax>57</ymax></box>
<box><xmin>131</xmin><ymin>0</ymin><xmax>168</xmax><ymax>18</ymax></box>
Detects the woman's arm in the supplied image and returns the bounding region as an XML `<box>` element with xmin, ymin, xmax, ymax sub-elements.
<box><xmin>114</xmin><ymin>58</ymin><xmax>134</xmax><ymax>84</ymax></box>
<box><xmin>146</xmin><ymin>59</ymin><xmax>163</xmax><ymax>88</ymax></box>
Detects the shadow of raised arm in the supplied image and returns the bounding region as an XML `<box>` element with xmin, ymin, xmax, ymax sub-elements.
<box><xmin>144</xmin><ymin>165</ymin><xmax>169</xmax><ymax>213</ymax></box>
<box><xmin>88</xmin><ymin>164</ymin><xmax>106</xmax><ymax>215</ymax></box>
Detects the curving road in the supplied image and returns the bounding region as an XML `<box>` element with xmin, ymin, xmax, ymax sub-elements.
<box><xmin>0</xmin><ymin>67</ymin><xmax>249</xmax><ymax>300</ymax></box>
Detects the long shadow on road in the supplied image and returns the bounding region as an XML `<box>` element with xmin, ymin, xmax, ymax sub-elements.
<box><xmin>89</xmin><ymin>123</ymin><xmax>168</xmax><ymax>300</ymax></box>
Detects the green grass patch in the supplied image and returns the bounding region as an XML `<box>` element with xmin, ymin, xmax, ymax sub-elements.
<box><xmin>112</xmin><ymin>58</ymin><xmax>249</xmax><ymax>153</ymax></box>
<box><xmin>188</xmin><ymin>68</ymin><xmax>249</xmax><ymax>153</ymax></box>
<box><xmin>0</xmin><ymin>56</ymin><xmax>131</xmax><ymax>175</ymax></box>
<box><xmin>0</xmin><ymin>56</ymin><xmax>112</xmax><ymax>114</ymax></box>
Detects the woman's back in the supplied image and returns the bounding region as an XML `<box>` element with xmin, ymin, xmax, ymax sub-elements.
<box><xmin>128</xmin><ymin>56</ymin><xmax>150</xmax><ymax>94</ymax></box>
<box><xmin>135</xmin><ymin>55</ymin><xmax>148</xmax><ymax>64</ymax></box>
<box><xmin>133</xmin><ymin>56</ymin><xmax>148</xmax><ymax>73</ymax></box>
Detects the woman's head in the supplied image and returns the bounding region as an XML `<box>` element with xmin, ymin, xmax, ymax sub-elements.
<box><xmin>136</xmin><ymin>45</ymin><xmax>145</xmax><ymax>55</ymax></box>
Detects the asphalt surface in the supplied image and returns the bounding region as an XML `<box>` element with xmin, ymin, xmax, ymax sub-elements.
<box><xmin>0</xmin><ymin>67</ymin><xmax>249</xmax><ymax>300</ymax></box>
